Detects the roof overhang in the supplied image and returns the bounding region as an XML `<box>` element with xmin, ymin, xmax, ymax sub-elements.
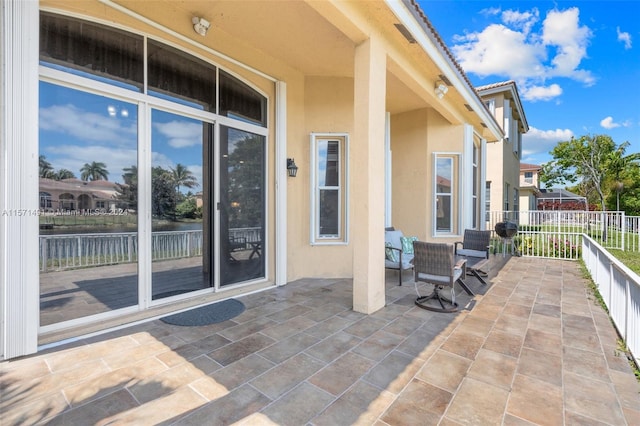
<box><xmin>384</xmin><ymin>0</ymin><xmax>504</xmax><ymax>142</ymax></box>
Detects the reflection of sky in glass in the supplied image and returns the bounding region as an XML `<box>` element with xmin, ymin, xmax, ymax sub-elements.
<box><xmin>436</xmin><ymin>157</ymin><xmax>452</xmax><ymax>180</ymax></box>
<box><xmin>39</xmin><ymin>82</ymin><xmax>204</xmax><ymax>191</ymax></box>
<box><xmin>40</xmin><ymin>62</ymin><xmax>142</xmax><ymax>92</ymax></box>
<box><xmin>39</xmin><ymin>82</ymin><xmax>137</xmax><ymax>183</ymax></box>
<box><xmin>317</xmin><ymin>141</ymin><xmax>328</xmax><ymax>186</ymax></box>
<box><xmin>152</xmin><ymin>110</ymin><xmax>203</xmax><ymax>192</ymax></box>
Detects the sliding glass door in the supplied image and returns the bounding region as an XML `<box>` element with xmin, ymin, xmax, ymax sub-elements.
<box><xmin>219</xmin><ymin>126</ymin><xmax>266</xmax><ymax>286</ymax></box>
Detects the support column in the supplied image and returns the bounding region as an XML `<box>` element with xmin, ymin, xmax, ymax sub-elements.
<box><xmin>1</xmin><ymin>0</ymin><xmax>40</xmax><ymax>359</ymax></box>
<box><xmin>352</xmin><ymin>37</ymin><xmax>387</xmax><ymax>314</ymax></box>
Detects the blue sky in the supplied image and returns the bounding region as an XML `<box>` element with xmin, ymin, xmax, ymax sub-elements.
<box><xmin>417</xmin><ymin>0</ymin><xmax>640</xmax><ymax>166</ymax></box>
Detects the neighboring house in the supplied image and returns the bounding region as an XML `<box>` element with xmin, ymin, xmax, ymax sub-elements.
<box><xmin>39</xmin><ymin>178</ymin><xmax>120</xmax><ymax>212</ymax></box>
<box><xmin>538</xmin><ymin>188</ymin><xmax>589</xmax><ymax>211</ymax></box>
<box><xmin>1</xmin><ymin>0</ymin><xmax>506</xmax><ymax>359</ymax></box>
<box><xmin>519</xmin><ymin>163</ymin><xmax>542</xmax><ymax>212</ymax></box>
<box><xmin>476</xmin><ymin>81</ymin><xmax>529</xmax><ymax>222</ymax></box>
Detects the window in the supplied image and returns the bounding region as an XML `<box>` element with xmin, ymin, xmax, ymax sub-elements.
<box><xmin>40</xmin><ymin>192</ymin><xmax>52</xmax><ymax>209</ymax></box>
<box><xmin>434</xmin><ymin>153</ymin><xmax>460</xmax><ymax>235</ymax></box>
<box><xmin>524</xmin><ymin>171</ymin><xmax>533</xmax><ymax>184</ymax></box>
<box><xmin>311</xmin><ymin>134</ymin><xmax>349</xmax><ymax>244</ymax></box>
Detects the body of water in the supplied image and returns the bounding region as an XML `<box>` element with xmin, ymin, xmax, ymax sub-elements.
<box><xmin>40</xmin><ymin>221</ymin><xmax>203</xmax><ymax>235</ymax></box>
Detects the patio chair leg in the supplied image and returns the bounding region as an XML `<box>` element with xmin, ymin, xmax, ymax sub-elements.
<box><xmin>456</xmin><ymin>278</ymin><xmax>474</xmax><ymax>296</ymax></box>
<box><xmin>415</xmin><ymin>286</ymin><xmax>459</xmax><ymax>313</ymax></box>
<box><xmin>469</xmin><ymin>269</ymin><xmax>487</xmax><ymax>286</ymax></box>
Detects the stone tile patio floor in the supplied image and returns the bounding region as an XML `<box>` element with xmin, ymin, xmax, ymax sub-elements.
<box><xmin>2</xmin><ymin>256</ymin><xmax>639</xmax><ymax>425</ymax></box>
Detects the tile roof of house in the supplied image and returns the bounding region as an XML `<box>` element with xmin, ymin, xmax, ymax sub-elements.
<box><xmin>520</xmin><ymin>163</ymin><xmax>541</xmax><ymax>171</ymax></box>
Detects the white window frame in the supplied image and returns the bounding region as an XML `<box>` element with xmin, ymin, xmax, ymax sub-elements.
<box><xmin>433</xmin><ymin>152</ymin><xmax>461</xmax><ymax>237</ymax></box>
<box><xmin>310</xmin><ymin>133</ymin><xmax>349</xmax><ymax>245</ymax></box>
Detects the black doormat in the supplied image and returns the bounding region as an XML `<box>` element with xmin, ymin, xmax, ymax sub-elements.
<box><xmin>160</xmin><ymin>299</ymin><xmax>245</xmax><ymax>326</ymax></box>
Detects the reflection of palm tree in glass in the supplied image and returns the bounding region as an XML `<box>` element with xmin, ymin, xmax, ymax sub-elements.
<box><xmin>55</xmin><ymin>169</ymin><xmax>76</xmax><ymax>180</ymax></box>
<box><xmin>171</xmin><ymin>163</ymin><xmax>198</xmax><ymax>194</ymax></box>
<box><xmin>80</xmin><ymin>161</ymin><xmax>109</xmax><ymax>181</ymax></box>
<box><xmin>39</xmin><ymin>155</ymin><xmax>54</xmax><ymax>178</ymax></box>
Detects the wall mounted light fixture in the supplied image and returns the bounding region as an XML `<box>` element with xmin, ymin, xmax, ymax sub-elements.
<box><xmin>192</xmin><ymin>16</ymin><xmax>211</xmax><ymax>36</ymax></box>
<box><xmin>287</xmin><ymin>158</ymin><xmax>298</xmax><ymax>177</ymax></box>
<box><xmin>434</xmin><ymin>80</ymin><xmax>448</xmax><ymax>99</ymax></box>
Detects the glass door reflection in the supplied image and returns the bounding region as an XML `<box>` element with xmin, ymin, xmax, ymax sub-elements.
<box><xmin>220</xmin><ymin>126</ymin><xmax>265</xmax><ymax>286</ymax></box>
<box><xmin>151</xmin><ymin>109</ymin><xmax>212</xmax><ymax>299</ymax></box>
<box><xmin>39</xmin><ymin>82</ymin><xmax>139</xmax><ymax>325</ymax></box>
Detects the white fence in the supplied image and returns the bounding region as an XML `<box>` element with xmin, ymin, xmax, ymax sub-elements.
<box><xmin>39</xmin><ymin>227</ymin><xmax>261</xmax><ymax>272</ymax></box>
<box><xmin>582</xmin><ymin>235</ymin><xmax>640</xmax><ymax>367</ymax></box>
<box><xmin>486</xmin><ymin>210</ymin><xmax>640</xmax><ymax>259</ymax></box>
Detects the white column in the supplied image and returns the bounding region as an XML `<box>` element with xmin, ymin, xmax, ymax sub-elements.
<box><xmin>0</xmin><ymin>0</ymin><xmax>40</xmax><ymax>359</ymax></box>
<box><xmin>352</xmin><ymin>37</ymin><xmax>387</xmax><ymax>314</ymax></box>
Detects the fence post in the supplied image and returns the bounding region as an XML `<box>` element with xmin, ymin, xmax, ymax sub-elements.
<box><xmin>128</xmin><ymin>235</ymin><xmax>133</xmax><ymax>263</ymax></box>
<box><xmin>41</xmin><ymin>238</ymin><xmax>47</xmax><ymax>273</ymax></box>
<box><xmin>621</xmin><ymin>212</ymin><xmax>626</xmax><ymax>252</ymax></box>
<box><xmin>77</xmin><ymin>235</ymin><xmax>82</xmax><ymax>267</ymax></box>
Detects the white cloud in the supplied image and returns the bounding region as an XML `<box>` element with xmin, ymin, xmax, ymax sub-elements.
<box><xmin>522</xmin><ymin>126</ymin><xmax>574</xmax><ymax>157</ymax></box>
<box><xmin>541</xmin><ymin>8</ymin><xmax>594</xmax><ymax>84</ymax></box>
<box><xmin>40</xmin><ymin>104</ymin><xmax>137</xmax><ymax>147</ymax></box>
<box><xmin>154</xmin><ymin>120</ymin><xmax>204</xmax><ymax>149</ymax></box>
<box><xmin>451</xmin><ymin>6</ymin><xmax>595</xmax><ymax>100</ymax></box>
<box><xmin>521</xmin><ymin>83</ymin><xmax>562</xmax><ymax>102</ymax></box>
<box><xmin>600</xmin><ymin>116</ymin><xmax>631</xmax><ymax>129</ymax></box>
<box><xmin>452</xmin><ymin>24</ymin><xmax>546</xmax><ymax>80</ymax></box>
<box><xmin>600</xmin><ymin>116</ymin><xmax>620</xmax><ymax>129</ymax></box>
<box><xmin>617</xmin><ymin>27</ymin><xmax>632</xmax><ymax>49</ymax></box>
<box><xmin>501</xmin><ymin>8</ymin><xmax>539</xmax><ymax>35</ymax></box>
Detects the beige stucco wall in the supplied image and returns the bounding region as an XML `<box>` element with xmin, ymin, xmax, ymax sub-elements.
<box><xmin>287</xmin><ymin>76</ymin><xmax>356</xmax><ymax>279</ymax></box>
<box><xmin>390</xmin><ymin>108</ymin><xmax>465</xmax><ymax>243</ymax></box>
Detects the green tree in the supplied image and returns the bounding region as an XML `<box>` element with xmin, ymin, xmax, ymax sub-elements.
<box><xmin>604</xmin><ymin>141</ymin><xmax>640</xmax><ymax>212</ymax></box>
<box><xmin>151</xmin><ymin>166</ymin><xmax>176</xmax><ymax>220</ymax></box>
<box><xmin>541</xmin><ymin>135</ymin><xmax>637</xmax><ymax>212</ymax></box>
<box><xmin>115</xmin><ymin>165</ymin><xmax>137</xmax><ymax>211</ymax></box>
<box><xmin>226</xmin><ymin>134</ymin><xmax>264</xmax><ymax>228</ymax></box>
<box><xmin>175</xmin><ymin>197</ymin><xmax>199</xmax><ymax>219</ymax></box>
<box><xmin>39</xmin><ymin>155</ymin><xmax>55</xmax><ymax>178</ymax></box>
<box><xmin>80</xmin><ymin>161</ymin><xmax>109</xmax><ymax>181</ymax></box>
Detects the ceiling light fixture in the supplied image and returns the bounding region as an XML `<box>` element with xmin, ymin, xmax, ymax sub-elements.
<box><xmin>192</xmin><ymin>16</ymin><xmax>210</xmax><ymax>36</ymax></box>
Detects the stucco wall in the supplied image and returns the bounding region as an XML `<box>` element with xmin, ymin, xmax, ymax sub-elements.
<box><xmin>287</xmin><ymin>76</ymin><xmax>355</xmax><ymax>279</ymax></box>
<box><xmin>390</xmin><ymin>108</ymin><xmax>465</xmax><ymax>242</ymax></box>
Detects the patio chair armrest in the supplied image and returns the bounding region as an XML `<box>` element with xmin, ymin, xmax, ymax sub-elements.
<box><xmin>454</xmin><ymin>258</ymin><xmax>466</xmax><ymax>273</ymax></box>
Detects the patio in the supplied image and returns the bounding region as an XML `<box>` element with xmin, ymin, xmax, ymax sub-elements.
<box><xmin>2</xmin><ymin>256</ymin><xmax>639</xmax><ymax>425</ymax></box>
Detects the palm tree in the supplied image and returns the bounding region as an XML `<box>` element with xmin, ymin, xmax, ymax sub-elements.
<box><xmin>55</xmin><ymin>169</ymin><xmax>76</xmax><ymax>180</ymax></box>
<box><xmin>171</xmin><ymin>163</ymin><xmax>198</xmax><ymax>194</ymax></box>
<box><xmin>39</xmin><ymin>155</ymin><xmax>55</xmax><ymax>178</ymax></box>
<box><xmin>80</xmin><ymin>161</ymin><xmax>109</xmax><ymax>181</ymax></box>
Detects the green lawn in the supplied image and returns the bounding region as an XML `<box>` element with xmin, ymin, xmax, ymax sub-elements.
<box><xmin>608</xmin><ymin>249</ymin><xmax>640</xmax><ymax>275</ymax></box>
